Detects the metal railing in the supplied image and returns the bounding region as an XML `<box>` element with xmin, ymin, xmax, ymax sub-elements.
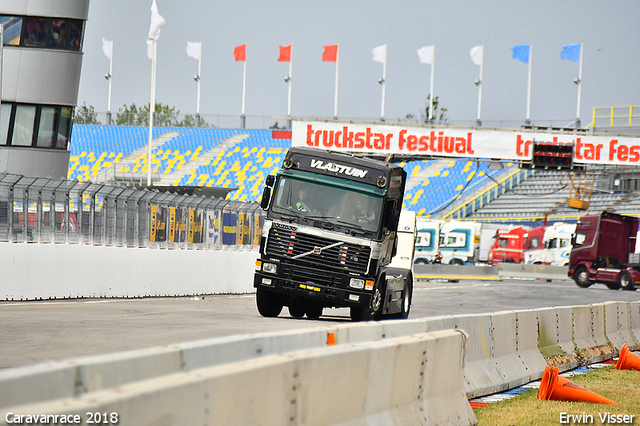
<box><xmin>589</xmin><ymin>105</ymin><xmax>640</xmax><ymax>128</ymax></box>
<box><xmin>0</xmin><ymin>173</ymin><xmax>264</xmax><ymax>251</ymax></box>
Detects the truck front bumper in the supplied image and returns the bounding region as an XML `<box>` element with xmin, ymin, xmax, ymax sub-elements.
<box><xmin>253</xmin><ymin>271</ymin><xmax>373</xmax><ymax>308</ymax></box>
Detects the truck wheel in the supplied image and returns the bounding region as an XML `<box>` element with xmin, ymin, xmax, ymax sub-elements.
<box><xmin>256</xmin><ymin>288</ymin><xmax>283</xmax><ymax>317</ymax></box>
<box><xmin>573</xmin><ymin>266</ymin><xmax>593</xmax><ymax>288</ymax></box>
<box><xmin>351</xmin><ymin>284</ymin><xmax>384</xmax><ymax>322</ymax></box>
<box><xmin>305</xmin><ymin>303</ymin><xmax>323</xmax><ymax>320</ymax></box>
<box><xmin>288</xmin><ymin>300</ymin><xmax>305</xmax><ymax>318</ymax></box>
<box><xmin>414</xmin><ymin>259</ymin><xmax>428</xmax><ymax>265</ymax></box>
<box><xmin>397</xmin><ymin>273</ymin><xmax>413</xmax><ymax>319</ymax></box>
<box><xmin>450</xmin><ymin>259</ymin><xmax>464</xmax><ymax>266</ymax></box>
<box><xmin>605</xmin><ymin>281</ymin><xmax>621</xmax><ymax>290</ymax></box>
<box><xmin>619</xmin><ymin>271</ymin><xmax>635</xmax><ymax>291</ymax></box>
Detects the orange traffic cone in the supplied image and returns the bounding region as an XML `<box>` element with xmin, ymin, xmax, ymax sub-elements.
<box><xmin>537</xmin><ymin>366</ymin><xmax>617</xmax><ymax>405</ymax></box>
<box><xmin>616</xmin><ymin>344</ymin><xmax>640</xmax><ymax>371</ymax></box>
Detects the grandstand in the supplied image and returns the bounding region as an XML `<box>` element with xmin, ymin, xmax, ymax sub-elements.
<box><xmin>68</xmin><ymin>125</ymin><xmax>517</xmax><ymax>216</ymax></box>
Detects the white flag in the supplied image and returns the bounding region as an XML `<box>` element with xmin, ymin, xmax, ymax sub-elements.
<box><xmin>146</xmin><ymin>39</ymin><xmax>154</xmax><ymax>60</ymax></box>
<box><xmin>417</xmin><ymin>45</ymin><xmax>434</xmax><ymax>65</ymax></box>
<box><xmin>371</xmin><ymin>44</ymin><xmax>387</xmax><ymax>64</ymax></box>
<box><xmin>102</xmin><ymin>38</ymin><xmax>113</xmax><ymax>61</ymax></box>
<box><xmin>186</xmin><ymin>41</ymin><xmax>201</xmax><ymax>61</ymax></box>
<box><xmin>470</xmin><ymin>45</ymin><xmax>483</xmax><ymax>66</ymax></box>
<box><xmin>148</xmin><ymin>0</ymin><xmax>166</xmax><ymax>40</ymax></box>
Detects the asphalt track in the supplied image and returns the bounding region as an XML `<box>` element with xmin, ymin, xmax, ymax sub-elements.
<box><xmin>2</xmin><ymin>277</ymin><xmax>639</xmax><ymax>369</ymax></box>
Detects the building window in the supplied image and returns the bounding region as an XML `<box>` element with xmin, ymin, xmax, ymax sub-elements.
<box><xmin>1</xmin><ymin>102</ymin><xmax>73</xmax><ymax>149</ymax></box>
<box><xmin>0</xmin><ymin>16</ymin><xmax>22</xmax><ymax>46</ymax></box>
<box><xmin>37</xmin><ymin>106</ymin><xmax>58</xmax><ymax>147</ymax></box>
<box><xmin>57</xmin><ymin>107</ymin><xmax>72</xmax><ymax>149</ymax></box>
<box><xmin>0</xmin><ymin>103</ymin><xmax>10</xmax><ymax>145</ymax></box>
<box><xmin>1</xmin><ymin>15</ymin><xmax>83</xmax><ymax>52</ymax></box>
<box><xmin>12</xmin><ymin>105</ymin><xmax>36</xmax><ymax>146</ymax></box>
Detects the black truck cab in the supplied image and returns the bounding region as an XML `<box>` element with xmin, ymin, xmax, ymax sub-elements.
<box><xmin>254</xmin><ymin>147</ymin><xmax>411</xmax><ymax>321</ymax></box>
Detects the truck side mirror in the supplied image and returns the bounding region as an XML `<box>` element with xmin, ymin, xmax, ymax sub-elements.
<box><xmin>265</xmin><ymin>175</ymin><xmax>275</xmax><ymax>188</ymax></box>
<box><xmin>260</xmin><ymin>187</ymin><xmax>271</xmax><ymax>210</ymax></box>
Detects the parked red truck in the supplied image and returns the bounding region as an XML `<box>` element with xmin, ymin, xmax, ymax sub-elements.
<box><xmin>569</xmin><ymin>211</ymin><xmax>639</xmax><ymax>291</ymax></box>
<box><xmin>488</xmin><ymin>226</ymin><xmax>544</xmax><ymax>265</ymax></box>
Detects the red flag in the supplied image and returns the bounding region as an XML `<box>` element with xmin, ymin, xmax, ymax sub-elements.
<box><xmin>278</xmin><ymin>45</ymin><xmax>291</xmax><ymax>62</ymax></box>
<box><xmin>234</xmin><ymin>43</ymin><xmax>246</xmax><ymax>62</ymax></box>
<box><xmin>322</xmin><ymin>44</ymin><xmax>338</xmax><ymax>62</ymax></box>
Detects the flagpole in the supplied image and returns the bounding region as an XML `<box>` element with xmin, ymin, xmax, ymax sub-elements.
<box><xmin>429</xmin><ymin>45</ymin><xmax>435</xmax><ymax>121</ymax></box>
<box><xmin>333</xmin><ymin>43</ymin><xmax>339</xmax><ymax>119</ymax></box>
<box><xmin>380</xmin><ymin>42</ymin><xmax>387</xmax><ymax>122</ymax></box>
<box><xmin>287</xmin><ymin>47</ymin><xmax>292</xmax><ymax>128</ymax></box>
<box><xmin>196</xmin><ymin>41</ymin><xmax>202</xmax><ymax>127</ymax></box>
<box><xmin>526</xmin><ymin>44</ymin><xmax>532</xmax><ymax>125</ymax></box>
<box><xmin>107</xmin><ymin>41</ymin><xmax>113</xmax><ymax>125</ymax></box>
<box><xmin>476</xmin><ymin>47</ymin><xmax>483</xmax><ymax>126</ymax></box>
<box><xmin>241</xmin><ymin>56</ymin><xmax>246</xmax><ymax>129</ymax></box>
<box><xmin>147</xmin><ymin>39</ymin><xmax>157</xmax><ymax>187</ymax></box>
<box><xmin>575</xmin><ymin>42</ymin><xmax>583</xmax><ymax>128</ymax></box>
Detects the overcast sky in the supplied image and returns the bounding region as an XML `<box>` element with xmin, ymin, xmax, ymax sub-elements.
<box><xmin>77</xmin><ymin>0</ymin><xmax>640</xmax><ymax>128</ymax></box>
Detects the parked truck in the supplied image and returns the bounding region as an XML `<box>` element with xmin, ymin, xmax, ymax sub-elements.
<box><xmin>488</xmin><ymin>226</ymin><xmax>545</xmax><ymax>265</ymax></box>
<box><xmin>254</xmin><ymin>147</ymin><xmax>415</xmax><ymax>321</ymax></box>
<box><xmin>414</xmin><ymin>219</ymin><xmax>500</xmax><ymax>265</ymax></box>
<box><xmin>569</xmin><ymin>211</ymin><xmax>639</xmax><ymax>290</ymax></box>
<box><xmin>524</xmin><ymin>222</ymin><xmax>576</xmax><ymax>266</ymax></box>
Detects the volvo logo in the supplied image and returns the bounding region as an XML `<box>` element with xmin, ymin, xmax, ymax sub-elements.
<box><xmin>274</xmin><ymin>222</ymin><xmax>297</xmax><ymax>232</ymax></box>
<box><xmin>313</xmin><ymin>246</ymin><xmax>322</xmax><ymax>254</ymax></box>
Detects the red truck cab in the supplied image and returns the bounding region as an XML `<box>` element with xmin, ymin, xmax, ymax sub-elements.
<box><xmin>488</xmin><ymin>226</ymin><xmax>544</xmax><ymax>265</ymax></box>
<box><xmin>569</xmin><ymin>211</ymin><xmax>639</xmax><ymax>291</ymax></box>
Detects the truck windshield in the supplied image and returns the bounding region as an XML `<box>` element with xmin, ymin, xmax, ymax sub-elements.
<box><xmin>270</xmin><ymin>176</ymin><xmax>383</xmax><ymax>232</ymax></box>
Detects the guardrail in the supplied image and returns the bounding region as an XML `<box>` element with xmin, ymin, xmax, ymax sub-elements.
<box><xmin>2</xmin><ymin>302</ymin><xmax>639</xmax><ymax>426</ymax></box>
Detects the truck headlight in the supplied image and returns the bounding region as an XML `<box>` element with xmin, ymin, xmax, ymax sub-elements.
<box><xmin>262</xmin><ymin>262</ymin><xmax>277</xmax><ymax>274</ymax></box>
<box><xmin>349</xmin><ymin>278</ymin><xmax>364</xmax><ymax>289</ymax></box>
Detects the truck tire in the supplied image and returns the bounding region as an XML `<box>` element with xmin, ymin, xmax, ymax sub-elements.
<box><xmin>305</xmin><ymin>302</ymin><xmax>323</xmax><ymax>320</ymax></box>
<box><xmin>619</xmin><ymin>271</ymin><xmax>635</xmax><ymax>291</ymax></box>
<box><xmin>288</xmin><ymin>300</ymin><xmax>305</xmax><ymax>318</ymax></box>
<box><xmin>573</xmin><ymin>266</ymin><xmax>593</xmax><ymax>288</ymax></box>
<box><xmin>605</xmin><ymin>281</ymin><xmax>621</xmax><ymax>290</ymax></box>
<box><xmin>256</xmin><ymin>288</ymin><xmax>283</xmax><ymax>317</ymax></box>
<box><xmin>350</xmin><ymin>278</ymin><xmax>385</xmax><ymax>322</ymax></box>
<box><xmin>394</xmin><ymin>273</ymin><xmax>413</xmax><ymax>319</ymax></box>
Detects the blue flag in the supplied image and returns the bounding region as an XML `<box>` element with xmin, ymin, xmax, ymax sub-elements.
<box><xmin>511</xmin><ymin>45</ymin><xmax>530</xmax><ymax>64</ymax></box>
<box><xmin>561</xmin><ymin>43</ymin><xmax>581</xmax><ymax>62</ymax></box>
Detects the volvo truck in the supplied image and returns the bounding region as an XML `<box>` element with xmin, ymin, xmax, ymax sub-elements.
<box><xmin>254</xmin><ymin>147</ymin><xmax>414</xmax><ymax>321</ymax></box>
<box><xmin>569</xmin><ymin>211</ymin><xmax>639</xmax><ymax>290</ymax></box>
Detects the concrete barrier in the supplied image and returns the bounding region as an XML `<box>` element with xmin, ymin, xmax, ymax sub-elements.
<box><xmin>537</xmin><ymin>306</ymin><xmax>579</xmax><ymax>371</ymax></box>
<box><xmin>0</xmin><ymin>330</ymin><xmax>477</xmax><ymax>426</ymax></box>
<box><xmin>0</xmin><ymin>243</ymin><xmax>258</xmax><ymax>300</ymax></box>
<box><xmin>630</xmin><ymin>302</ymin><xmax>640</xmax><ymax>349</ymax></box>
<box><xmin>413</xmin><ymin>264</ymin><xmax>499</xmax><ymax>281</ymax></box>
<box><xmin>572</xmin><ymin>304</ymin><xmax>614</xmax><ymax>364</ymax></box>
<box><xmin>2</xmin><ymin>302</ymin><xmax>632</xmax><ymax>422</ymax></box>
<box><xmin>497</xmin><ymin>264</ymin><xmax>569</xmax><ymax>280</ymax></box>
<box><xmin>413</xmin><ymin>263</ymin><xmax>569</xmax><ymax>282</ymax></box>
<box><xmin>603</xmin><ymin>301</ymin><xmax>638</xmax><ymax>353</ymax></box>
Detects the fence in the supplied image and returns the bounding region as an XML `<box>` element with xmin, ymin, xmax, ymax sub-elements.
<box><xmin>0</xmin><ymin>173</ymin><xmax>264</xmax><ymax>251</ymax></box>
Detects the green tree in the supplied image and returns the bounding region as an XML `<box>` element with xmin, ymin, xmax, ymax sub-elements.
<box><xmin>115</xmin><ymin>103</ymin><xmax>210</xmax><ymax>128</ymax></box>
<box><xmin>73</xmin><ymin>102</ymin><xmax>101</xmax><ymax>125</ymax></box>
<box><xmin>423</xmin><ymin>94</ymin><xmax>449</xmax><ymax>125</ymax></box>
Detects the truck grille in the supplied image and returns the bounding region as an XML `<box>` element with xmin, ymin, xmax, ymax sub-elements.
<box><xmin>266</xmin><ymin>226</ymin><xmax>371</xmax><ymax>275</ymax></box>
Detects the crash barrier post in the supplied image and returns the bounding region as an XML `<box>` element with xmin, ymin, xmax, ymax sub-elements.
<box><xmin>0</xmin><ymin>330</ymin><xmax>477</xmax><ymax>426</ymax></box>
